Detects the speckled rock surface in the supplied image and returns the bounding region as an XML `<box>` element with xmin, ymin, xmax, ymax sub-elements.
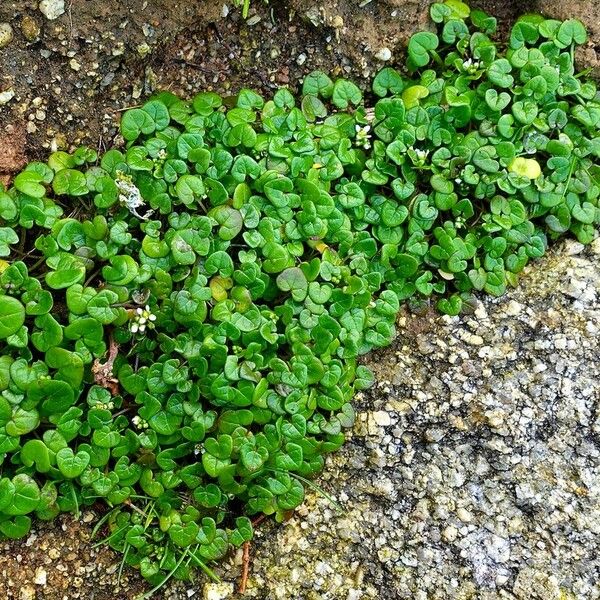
<box><xmin>199</xmin><ymin>237</ymin><xmax>600</xmax><ymax>600</ymax></box>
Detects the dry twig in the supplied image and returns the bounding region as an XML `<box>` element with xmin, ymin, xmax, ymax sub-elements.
<box><xmin>239</xmin><ymin>541</ymin><xmax>251</xmax><ymax>595</ymax></box>
<box><xmin>238</xmin><ymin>515</ymin><xmax>267</xmax><ymax>594</ymax></box>
<box><xmin>91</xmin><ymin>334</ymin><xmax>120</xmax><ymax>395</ymax></box>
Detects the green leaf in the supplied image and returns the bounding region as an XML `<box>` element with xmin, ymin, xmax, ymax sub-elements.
<box><xmin>302</xmin><ymin>71</ymin><xmax>334</xmax><ymax>98</ymax></box>
<box><xmin>372</xmin><ymin>68</ymin><xmax>404</xmax><ymax>97</ymax></box>
<box><xmin>20</xmin><ymin>440</ymin><xmax>52</xmax><ymax>473</ymax></box>
<box><xmin>14</xmin><ymin>171</ymin><xmax>46</xmax><ymax>198</ymax></box>
<box><xmin>0</xmin><ymin>296</ymin><xmax>25</xmax><ymax>339</ymax></box>
<box><xmin>121</xmin><ymin>108</ymin><xmax>156</xmax><ymax>141</ymax></box>
<box><xmin>332</xmin><ymin>80</ymin><xmax>362</xmax><ymax>109</ymax></box>
<box><xmin>487</xmin><ymin>58</ymin><xmax>514</xmax><ymax>88</ymax></box>
<box><xmin>87</xmin><ymin>290</ymin><xmax>120</xmax><ymax>324</ymax></box>
<box><xmin>56</xmin><ymin>448</ymin><xmax>90</xmax><ymax>478</ymax></box>
<box><xmin>142</xmin><ymin>100</ymin><xmax>170</xmax><ymax>130</ymax></box>
<box><xmin>408</xmin><ymin>32</ymin><xmax>439</xmax><ymax>68</ymax></box>
<box><xmin>276</xmin><ymin>267</ymin><xmax>308</xmax><ymax>301</ymax></box>
<box><xmin>52</xmin><ymin>169</ymin><xmax>89</xmax><ymax>196</ymax></box>
<box><xmin>175</xmin><ymin>174</ymin><xmax>205</xmax><ymax>205</ymax></box>
<box><xmin>555</xmin><ymin>19</ymin><xmax>587</xmax><ymax>48</ymax></box>
<box><xmin>1</xmin><ymin>475</ymin><xmax>41</xmax><ymax>515</ymax></box>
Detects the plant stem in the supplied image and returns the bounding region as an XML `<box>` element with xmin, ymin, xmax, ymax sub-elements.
<box><xmin>138</xmin><ymin>549</ymin><xmax>189</xmax><ymax>600</ymax></box>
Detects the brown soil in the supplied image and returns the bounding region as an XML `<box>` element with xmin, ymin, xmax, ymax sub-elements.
<box><xmin>0</xmin><ymin>0</ymin><xmax>599</xmax><ymax>598</ymax></box>
<box><xmin>0</xmin><ymin>513</ymin><xmax>148</xmax><ymax>600</ymax></box>
<box><xmin>2</xmin><ymin>0</ymin><xmax>597</xmax><ymax>179</ymax></box>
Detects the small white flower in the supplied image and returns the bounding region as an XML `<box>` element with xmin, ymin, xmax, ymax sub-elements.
<box><xmin>132</xmin><ymin>415</ymin><xmax>149</xmax><ymax>430</ymax></box>
<box><xmin>462</xmin><ymin>57</ymin><xmax>480</xmax><ymax>74</ymax></box>
<box><xmin>355</xmin><ymin>124</ymin><xmax>372</xmax><ymax>150</ymax></box>
<box><xmin>130</xmin><ymin>301</ymin><xmax>157</xmax><ymax>335</ymax></box>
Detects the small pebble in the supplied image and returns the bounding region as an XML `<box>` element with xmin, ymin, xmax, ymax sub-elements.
<box><xmin>372</xmin><ymin>411</ymin><xmax>392</xmax><ymax>426</ymax></box>
<box><xmin>0</xmin><ymin>89</ymin><xmax>15</xmax><ymax>105</ymax></box>
<box><xmin>332</xmin><ymin>15</ymin><xmax>344</xmax><ymax>28</ymax></box>
<box><xmin>34</xmin><ymin>567</ymin><xmax>47</xmax><ymax>585</ymax></box>
<box><xmin>0</xmin><ymin>22</ymin><xmax>14</xmax><ymax>48</ymax></box>
<box><xmin>375</xmin><ymin>47</ymin><xmax>392</xmax><ymax>61</ymax></box>
<box><xmin>442</xmin><ymin>525</ymin><xmax>458</xmax><ymax>543</ymax></box>
<box><xmin>21</xmin><ymin>15</ymin><xmax>41</xmax><ymax>41</ymax></box>
<box><xmin>20</xmin><ymin>586</ymin><xmax>36</xmax><ymax>600</ymax></box>
<box><xmin>39</xmin><ymin>0</ymin><xmax>65</xmax><ymax>20</ymax></box>
<box><xmin>203</xmin><ymin>582</ymin><xmax>234</xmax><ymax>600</ymax></box>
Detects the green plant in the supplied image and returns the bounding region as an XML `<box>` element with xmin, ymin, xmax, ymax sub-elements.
<box><xmin>232</xmin><ymin>0</ymin><xmax>262</xmax><ymax>20</ymax></box>
<box><xmin>0</xmin><ymin>0</ymin><xmax>598</xmax><ymax>594</ymax></box>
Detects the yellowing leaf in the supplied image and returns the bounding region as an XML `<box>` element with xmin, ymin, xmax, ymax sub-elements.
<box><xmin>402</xmin><ymin>85</ymin><xmax>429</xmax><ymax>109</ymax></box>
<box><xmin>446</xmin><ymin>0</ymin><xmax>471</xmax><ymax>19</ymax></box>
<box><xmin>508</xmin><ymin>157</ymin><xmax>541</xmax><ymax>179</ymax></box>
<box><xmin>210</xmin><ymin>276</ymin><xmax>233</xmax><ymax>302</ymax></box>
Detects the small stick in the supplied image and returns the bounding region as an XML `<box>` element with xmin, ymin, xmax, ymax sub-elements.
<box><xmin>239</xmin><ymin>515</ymin><xmax>266</xmax><ymax>594</ymax></box>
<box><xmin>251</xmin><ymin>514</ymin><xmax>266</xmax><ymax>527</ymax></box>
<box><xmin>239</xmin><ymin>541</ymin><xmax>251</xmax><ymax>595</ymax></box>
<box><xmin>114</xmin><ymin>104</ymin><xmax>143</xmax><ymax>113</ymax></box>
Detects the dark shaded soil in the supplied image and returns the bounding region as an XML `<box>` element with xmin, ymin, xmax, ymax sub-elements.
<box><xmin>0</xmin><ymin>513</ymin><xmax>148</xmax><ymax>600</ymax></box>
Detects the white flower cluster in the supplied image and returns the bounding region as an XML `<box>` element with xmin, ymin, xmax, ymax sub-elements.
<box><xmin>462</xmin><ymin>57</ymin><xmax>481</xmax><ymax>74</ymax></box>
<box><xmin>414</xmin><ymin>148</ymin><xmax>428</xmax><ymax>161</ymax></box>
<box><xmin>355</xmin><ymin>124</ymin><xmax>372</xmax><ymax>149</ymax></box>
<box><xmin>115</xmin><ymin>171</ymin><xmax>154</xmax><ymax>221</ymax></box>
<box><xmin>410</xmin><ymin>147</ymin><xmax>429</xmax><ymax>166</ymax></box>
<box><xmin>132</xmin><ymin>415</ymin><xmax>149</xmax><ymax>430</ymax></box>
<box><xmin>130</xmin><ymin>305</ymin><xmax>157</xmax><ymax>335</ymax></box>
<box><xmin>96</xmin><ymin>401</ymin><xmax>115</xmax><ymax>411</ymax></box>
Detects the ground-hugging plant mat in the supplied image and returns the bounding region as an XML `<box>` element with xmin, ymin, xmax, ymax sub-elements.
<box><xmin>2</xmin><ymin>238</ymin><xmax>599</xmax><ymax>600</ymax></box>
